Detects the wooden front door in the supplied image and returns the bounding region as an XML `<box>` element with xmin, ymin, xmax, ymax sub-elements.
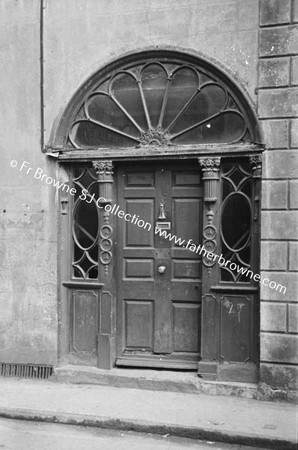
<box><xmin>116</xmin><ymin>161</ymin><xmax>203</xmax><ymax>369</ymax></box>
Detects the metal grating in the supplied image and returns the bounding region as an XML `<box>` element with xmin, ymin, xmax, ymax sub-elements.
<box><xmin>0</xmin><ymin>363</ymin><xmax>53</xmax><ymax>379</ymax></box>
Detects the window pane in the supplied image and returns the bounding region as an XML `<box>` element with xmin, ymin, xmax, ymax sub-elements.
<box><xmin>71</xmin><ymin>121</ymin><xmax>137</xmax><ymax>147</ymax></box>
<box><xmin>87</xmin><ymin>94</ymin><xmax>140</xmax><ymax>138</ymax></box>
<box><xmin>172</xmin><ymin>111</ymin><xmax>246</xmax><ymax>144</ymax></box>
<box><xmin>73</xmin><ymin>200</ymin><xmax>98</xmax><ymax>250</ymax></box>
<box><xmin>222</xmin><ymin>193</ymin><xmax>251</xmax><ymax>251</ymax></box>
<box><xmin>111</xmin><ymin>72</ymin><xmax>147</xmax><ymax>131</ymax></box>
<box><xmin>141</xmin><ymin>64</ymin><xmax>168</xmax><ymax>128</ymax></box>
<box><xmin>170</xmin><ymin>84</ymin><xmax>227</xmax><ymax>135</ymax></box>
<box><xmin>163</xmin><ymin>67</ymin><xmax>198</xmax><ymax>129</ymax></box>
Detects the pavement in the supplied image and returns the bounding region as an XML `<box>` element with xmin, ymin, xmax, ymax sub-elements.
<box><xmin>0</xmin><ymin>377</ymin><xmax>296</xmax><ymax>450</ymax></box>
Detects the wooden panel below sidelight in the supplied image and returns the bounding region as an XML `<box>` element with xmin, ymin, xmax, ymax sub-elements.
<box><xmin>72</xmin><ymin>290</ymin><xmax>98</xmax><ymax>353</ymax></box>
<box><xmin>220</xmin><ymin>295</ymin><xmax>251</xmax><ymax>363</ymax></box>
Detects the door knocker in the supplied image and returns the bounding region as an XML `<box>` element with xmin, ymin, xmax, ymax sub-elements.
<box><xmin>158</xmin><ymin>199</ymin><xmax>167</xmax><ymax>220</ymax></box>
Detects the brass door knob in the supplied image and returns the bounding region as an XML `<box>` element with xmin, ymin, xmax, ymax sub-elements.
<box><xmin>158</xmin><ymin>265</ymin><xmax>166</xmax><ymax>274</ymax></box>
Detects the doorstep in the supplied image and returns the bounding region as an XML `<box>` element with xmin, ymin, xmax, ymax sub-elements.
<box><xmin>51</xmin><ymin>364</ymin><xmax>296</xmax><ymax>402</ymax></box>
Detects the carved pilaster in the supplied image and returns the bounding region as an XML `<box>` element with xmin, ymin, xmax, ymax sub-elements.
<box><xmin>249</xmin><ymin>154</ymin><xmax>262</xmax><ymax>221</ymax></box>
<box><xmin>249</xmin><ymin>154</ymin><xmax>262</xmax><ymax>179</ymax></box>
<box><xmin>93</xmin><ymin>160</ymin><xmax>114</xmax><ymax>276</ymax></box>
<box><xmin>99</xmin><ymin>211</ymin><xmax>113</xmax><ymax>276</ymax></box>
<box><xmin>59</xmin><ymin>166</ymin><xmax>70</xmax><ymax>215</ymax></box>
<box><xmin>198</xmin><ymin>157</ymin><xmax>221</xmax><ymax>276</ymax></box>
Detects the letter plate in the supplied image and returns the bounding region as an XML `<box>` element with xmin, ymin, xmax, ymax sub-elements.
<box><xmin>156</xmin><ymin>222</ymin><xmax>171</xmax><ymax>230</ymax></box>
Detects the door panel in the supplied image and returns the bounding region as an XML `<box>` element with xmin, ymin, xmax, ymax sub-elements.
<box><xmin>125</xmin><ymin>200</ymin><xmax>154</xmax><ymax>247</ymax></box>
<box><xmin>125</xmin><ymin>300</ymin><xmax>154</xmax><ymax>349</ymax></box>
<box><xmin>116</xmin><ymin>161</ymin><xmax>203</xmax><ymax>369</ymax></box>
<box><xmin>173</xmin><ymin>303</ymin><xmax>200</xmax><ymax>352</ymax></box>
<box><xmin>124</xmin><ymin>259</ymin><xmax>154</xmax><ymax>278</ymax></box>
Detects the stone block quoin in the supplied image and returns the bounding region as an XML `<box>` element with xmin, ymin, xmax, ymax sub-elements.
<box><xmin>258</xmin><ymin>0</ymin><xmax>298</xmax><ymax>389</ymax></box>
<box><xmin>260</xmin><ymin>0</ymin><xmax>292</xmax><ymax>27</ymax></box>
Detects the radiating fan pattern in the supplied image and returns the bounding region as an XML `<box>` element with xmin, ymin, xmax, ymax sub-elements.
<box><xmin>69</xmin><ymin>62</ymin><xmax>249</xmax><ymax>148</ymax></box>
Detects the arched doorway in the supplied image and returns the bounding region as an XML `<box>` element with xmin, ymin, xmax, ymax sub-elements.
<box><xmin>51</xmin><ymin>51</ymin><xmax>262</xmax><ymax>382</ymax></box>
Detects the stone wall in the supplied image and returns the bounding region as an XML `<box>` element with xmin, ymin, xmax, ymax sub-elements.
<box><xmin>259</xmin><ymin>0</ymin><xmax>298</xmax><ymax>389</ymax></box>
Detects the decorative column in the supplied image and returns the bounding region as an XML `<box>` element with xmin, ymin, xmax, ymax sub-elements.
<box><xmin>198</xmin><ymin>157</ymin><xmax>221</xmax><ymax>276</ymax></box>
<box><xmin>250</xmin><ymin>154</ymin><xmax>262</xmax><ymax>370</ymax></box>
<box><xmin>198</xmin><ymin>157</ymin><xmax>221</xmax><ymax>379</ymax></box>
<box><xmin>249</xmin><ymin>154</ymin><xmax>262</xmax><ymax>222</ymax></box>
<box><xmin>92</xmin><ymin>160</ymin><xmax>114</xmax><ymax>369</ymax></box>
<box><xmin>93</xmin><ymin>161</ymin><xmax>114</xmax><ymax>277</ymax></box>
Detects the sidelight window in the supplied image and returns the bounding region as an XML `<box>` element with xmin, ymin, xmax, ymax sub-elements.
<box><xmin>220</xmin><ymin>160</ymin><xmax>254</xmax><ymax>283</ymax></box>
<box><xmin>72</xmin><ymin>166</ymin><xmax>99</xmax><ymax>279</ymax></box>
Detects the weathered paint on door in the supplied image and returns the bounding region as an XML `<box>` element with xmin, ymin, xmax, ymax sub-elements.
<box><xmin>116</xmin><ymin>161</ymin><xmax>203</xmax><ymax>369</ymax></box>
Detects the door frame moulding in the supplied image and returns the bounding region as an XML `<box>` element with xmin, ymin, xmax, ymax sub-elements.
<box><xmin>52</xmin><ymin>48</ymin><xmax>263</xmax><ymax>377</ymax></box>
<box><xmin>48</xmin><ymin>143</ymin><xmax>264</xmax><ymax>163</ymax></box>
<box><xmin>56</xmin><ymin>151</ymin><xmax>262</xmax><ymax>382</ymax></box>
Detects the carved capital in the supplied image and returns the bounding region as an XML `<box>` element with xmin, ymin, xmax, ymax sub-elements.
<box><xmin>92</xmin><ymin>160</ymin><xmax>113</xmax><ymax>176</ymax></box>
<box><xmin>198</xmin><ymin>157</ymin><xmax>221</xmax><ymax>173</ymax></box>
<box><xmin>198</xmin><ymin>157</ymin><xmax>221</xmax><ymax>203</ymax></box>
<box><xmin>249</xmin><ymin>154</ymin><xmax>262</xmax><ymax>178</ymax></box>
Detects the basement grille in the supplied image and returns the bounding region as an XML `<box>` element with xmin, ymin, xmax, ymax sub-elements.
<box><xmin>0</xmin><ymin>363</ymin><xmax>53</xmax><ymax>379</ymax></box>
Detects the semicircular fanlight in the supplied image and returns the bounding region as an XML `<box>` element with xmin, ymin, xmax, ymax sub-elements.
<box><xmin>69</xmin><ymin>61</ymin><xmax>249</xmax><ymax>148</ymax></box>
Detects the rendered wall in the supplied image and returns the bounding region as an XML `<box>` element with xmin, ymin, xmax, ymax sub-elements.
<box><xmin>259</xmin><ymin>0</ymin><xmax>298</xmax><ymax>390</ymax></box>
<box><xmin>44</xmin><ymin>0</ymin><xmax>259</xmax><ymax>145</ymax></box>
<box><xmin>0</xmin><ymin>1</ymin><xmax>58</xmax><ymax>365</ymax></box>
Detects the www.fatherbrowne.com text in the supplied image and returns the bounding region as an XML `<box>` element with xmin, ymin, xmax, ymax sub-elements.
<box><xmin>154</xmin><ymin>227</ymin><xmax>286</xmax><ymax>294</ymax></box>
